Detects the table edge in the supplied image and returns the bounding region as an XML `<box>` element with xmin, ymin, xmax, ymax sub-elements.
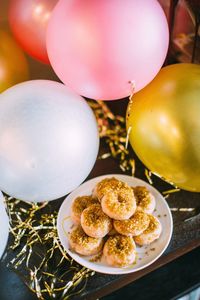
<box><xmin>85</xmin><ymin>239</ymin><xmax>200</xmax><ymax>300</ymax></box>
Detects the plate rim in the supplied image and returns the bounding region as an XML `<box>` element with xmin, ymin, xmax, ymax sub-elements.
<box><xmin>57</xmin><ymin>174</ymin><xmax>173</xmax><ymax>275</ymax></box>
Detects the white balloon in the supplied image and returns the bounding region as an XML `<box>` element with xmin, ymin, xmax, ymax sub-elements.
<box><xmin>0</xmin><ymin>80</ymin><xmax>99</xmax><ymax>202</ymax></box>
<box><xmin>0</xmin><ymin>192</ymin><xmax>9</xmax><ymax>259</ymax></box>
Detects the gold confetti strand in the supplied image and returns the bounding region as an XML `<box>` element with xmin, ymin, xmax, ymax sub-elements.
<box><xmin>59</xmin><ymin>267</ymin><xmax>80</xmax><ymax>281</ymax></box>
<box><xmin>130</xmin><ymin>159</ymin><xmax>136</xmax><ymax>176</ymax></box>
<box><xmin>42</xmin><ymin>271</ymin><xmax>55</xmax><ymax>277</ymax></box>
<box><xmin>99</xmin><ymin>153</ymin><xmax>111</xmax><ymax>159</ymax></box>
<box><xmin>12</xmin><ymin>254</ymin><xmax>27</xmax><ymax>268</ymax></box>
<box><xmin>44</xmin><ymin>281</ymin><xmax>54</xmax><ymax>298</ymax></box>
<box><xmin>46</xmin><ymin>239</ymin><xmax>57</xmax><ymax>260</ymax></box>
<box><xmin>11</xmin><ymin>222</ymin><xmax>40</xmax><ymax>249</ymax></box>
<box><xmin>170</xmin><ymin>207</ymin><xmax>195</xmax><ymax>212</ymax></box>
<box><xmin>63</xmin><ymin>278</ymin><xmax>88</xmax><ymax>300</ymax></box>
<box><xmin>61</xmin><ymin>268</ymin><xmax>93</xmax><ymax>300</ymax></box>
<box><xmin>56</xmin><ymin>255</ymin><xmax>65</xmax><ymax>268</ymax></box>
<box><xmin>31</xmin><ymin>268</ymin><xmax>44</xmax><ymax>300</ymax></box>
<box><xmin>10</xmin><ymin>227</ymin><xmax>27</xmax><ymax>249</ymax></box>
<box><xmin>63</xmin><ymin>269</ymin><xmax>95</xmax><ymax>300</ymax></box>
<box><xmin>11</xmin><ymin>236</ymin><xmax>38</xmax><ymax>269</ymax></box>
<box><xmin>145</xmin><ymin>169</ymin><xmax>153</xmax><ymax>185</ymax></box>
<box><xmin>162</xmin><ymin>188</ymin><xmax>181</xmax><ymax>195</ymax></box>
<box><xmin>10</xmin><ymin>243</ymin><xmax>30</xmax><ymax>264</ymax></box>
<box><xmin>48</xmin><ymin>267</ymin><xmax>90</xmax><ymax>295</ymax></box>
<box><xmin>179</xmin><ymin>208</ymin><xmax>195</xmax><ymax>212</ymax></box>
<box><xmin>24</xmin><ymin>246</ymin><xmax>33</xmax><ymax>269</ymax></box>
<box><xmin>35</xmin><ymin>256</ymin><xmax>47</xmax><ymax>276</ymax></box>
<box><xmin>27</xmin><ymin>225</ymin><xmax>43</xmax><ymax>244</ymax></box>
<box><xmin>53</xmin><ymin>236</ymin><xmax>71</xmax><ymax>262</ymax></box>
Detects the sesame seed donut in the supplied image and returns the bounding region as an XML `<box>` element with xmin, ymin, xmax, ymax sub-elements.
<box><xmin>92</xmin><ymin>177</ymin><xmax>125</xmax><ymax>201</ymax></box>
<box><xmin>68</xmin><ymin>226</ymin><xmax>104</xmax><ymax>256</ymax></box>
<box><xmin>71</xmin><ymin>195</ymin><xmax>99</xmax><ymax>225</ymax></box>
<box><xmin>133</xmin><ymin>186</ymin><xmax>156</xmax><ymax>214</ymax></box>
<box><xmin>113</xmin><ymin>211</ymin><xmax>150</xmax><ymax>236</ymax></box>
<box><xmin>103</xmin><ymin>235</ymin><xmax>136</xmax><ymax>267</ymax></box>
<box><xmin>101</xmin><ymin>188</ymin><xmax>136</xmax><ymax>220</ymax></box>
<box><xmin>81</xmin><ymin>204</ymin><xmax>112</xmax><ymax>238</ymax></box>
<box><xmin>134</xmin><ymin>215</ymin><xmax>162</xmax><ymax>246</ymax></box>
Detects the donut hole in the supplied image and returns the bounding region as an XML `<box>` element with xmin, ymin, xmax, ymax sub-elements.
<box><xmin>117</xmin><ymin>195</ymin><xmax>126</xmax><ymax>203</ymax></box>
<box><xmin>116</xmin><ymin>241</ymin><xmax>122</xmax><ymax>249</ymax></box>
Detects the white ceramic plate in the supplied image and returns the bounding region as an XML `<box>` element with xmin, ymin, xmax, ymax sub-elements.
<box><xmin>57</xmin><ymin>174</ymin><xmax>173</xmax><ymax>275</ymax></box>
<box><xmin>0</xmin><ymin>191</ymin><xmax>9</xmax><ymax>259</ymax></box>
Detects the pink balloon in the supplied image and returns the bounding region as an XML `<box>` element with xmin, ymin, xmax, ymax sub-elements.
<box><xmin>9</xmin><ymin>0</ymin><xmax>58</xmax><ymax>64</ymax></box>
<box><xmin>47</xmin><ymin>0</ymin><xmax>169</xmax><ymax>100</ymax></box>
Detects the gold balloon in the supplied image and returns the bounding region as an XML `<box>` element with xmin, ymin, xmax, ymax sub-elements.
<box><xmin>0</xmin><ymin>29</ymin><xmax>29</xmax><ymax>92</ymax></box>
<box><xmin>126</xmin><ymin>63</ymin><xmax>200</xmax><ymax>192</ymax></box>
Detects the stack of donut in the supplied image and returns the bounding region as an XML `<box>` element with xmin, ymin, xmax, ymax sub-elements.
<box><xmin>69</xmin><ymin>177</ymin><xmax>162</xmax><ymax>267</ymax></box>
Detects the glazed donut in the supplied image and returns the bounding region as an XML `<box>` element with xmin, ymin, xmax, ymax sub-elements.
<box><xmin>133</xmin><ymin>186</ymin><xmax>156</xmax><ymax>214</ymax></box>
<box><xmin>134</xmin><ymin>215</ymin><xmax>162</xmax><ymax>246</ymax></box>
<box><xmin>71</xmin><ymin>195</ymin><xmax>99</xmax><ymax>224</ymax></box>
<box><xmin>113</xmin><ymin>211</ymin><xmax>150</xmax><ymax>236</ymax></box>
<box><xmin>103</xmin><ymin>235</ymin><xmax>136</xmax><ymax>267</ymax></box>
<box><xmin>81</xmin><ymin>204</ymin><xmax>112</xmax><ymax>238</ymax></box>
<box><xmin>101</xmin><ymin>188</ymin><xmax>136</xmax><ymax>220</ymax></box>
<box><xmin>92</xmin><ymin>177</ymin><xmax>125</xmax><ymax>201</ymax></box>
<box><xmin>68</xmin><ymin>226</ymin><xmax>104</xmax><ymax>256</ymax></box>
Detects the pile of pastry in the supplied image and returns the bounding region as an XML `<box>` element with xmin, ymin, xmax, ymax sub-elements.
<box><xmin>68</xmin><ymin>177</ymin><xmax>162</xmax><ymax>267</ymax></box>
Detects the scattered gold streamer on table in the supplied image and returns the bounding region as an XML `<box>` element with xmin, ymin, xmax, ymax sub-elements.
<box><xmin>88</xmin><ymin>100</ymin><xmax>135</xmax><ymax>175</ymax></box>
<box><xmin>5</xmin><ymin>196</ymin><xmax>95</xmax><ymax>300</ymax></box>
<box><xmin>145</xmin><ymin>169</ymin><xmax>153</xmax><ymax>185</ymax></box>
<box><xmin>162</xmin><ymin>188</ymin><xmax>181</xmax><ymax>196</ymax></box>
<box><xmin>170</xmin><ymin>208</ymin><xmax>195</xmax><ymax>212</ymax></box>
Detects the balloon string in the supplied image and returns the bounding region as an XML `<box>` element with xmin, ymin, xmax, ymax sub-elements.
<box><xmin>125</xmin><ymin>81</ymin><xmax>135</xmax><ymax>151</ymax></box>
<box><xmin>128</xmin><ymin>80</ymin><xmax>136</xmax><ymax>100</ymax></box>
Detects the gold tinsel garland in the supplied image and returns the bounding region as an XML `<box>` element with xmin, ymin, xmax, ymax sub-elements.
<box><xmin>4</xmin><ymin>100</ymin><xmax>179</xmax><ymax>300</ymax></box>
